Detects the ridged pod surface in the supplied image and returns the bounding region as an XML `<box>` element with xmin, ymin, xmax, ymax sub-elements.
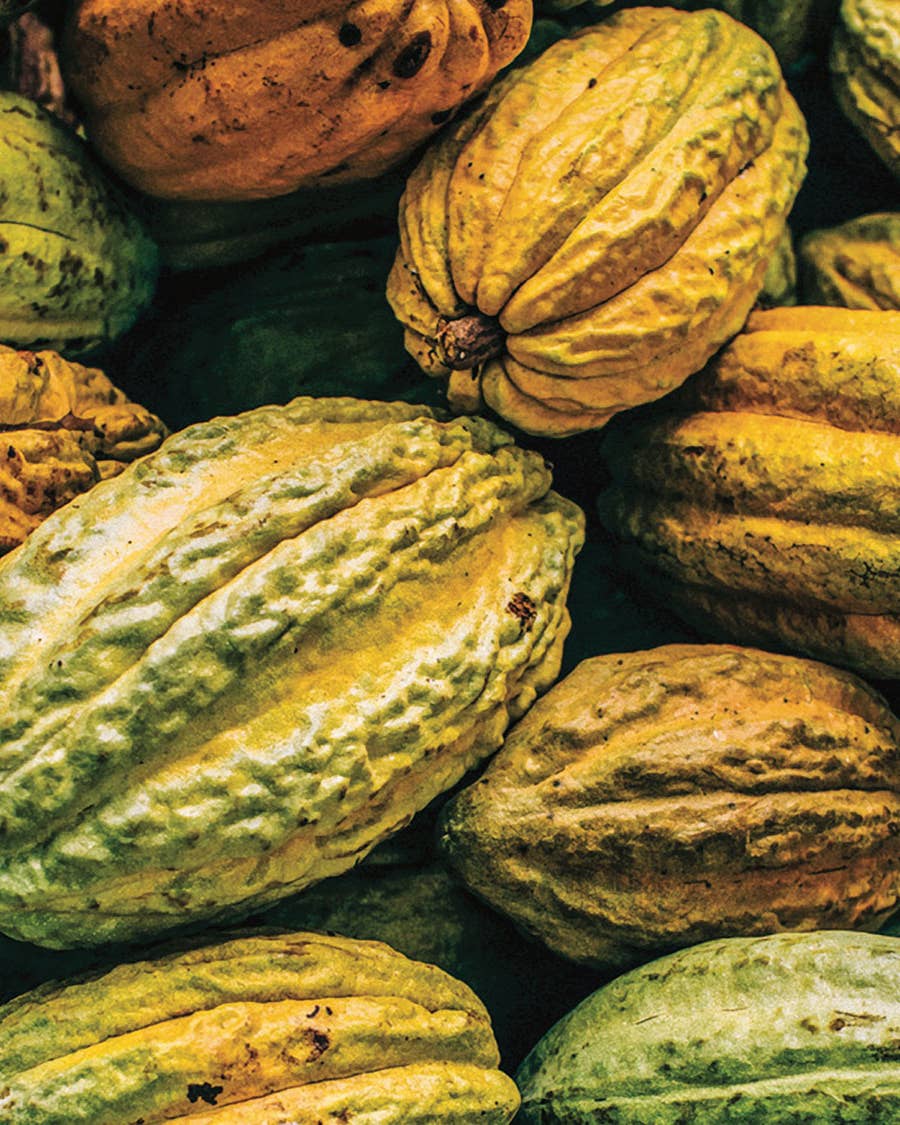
<box><xmin>598</xmin><ymin>306</ymin><xmax>900</xmax><ymax>678</ymax></box>
<box><xmin>0</xmin><ymin>93</ymin><xmax>158</xmax><ymax>356</ymax></box>
<box><xmin>61</xmin><ymin>0</ymin><xmax>532</xmax><ymax>201</ymax></box>
<box><xmin>439</xmin><ymin>644</ymin><xmax>900</xmax><ymax>970</ymax></box>
<box><xmin>0</xmin><ymin>397</ymin><xmax>583</xmax><ymax>947</ymax></box>
<box><xmin>387</xmin><ymin>6</ymin><xmax>808</xmax><ymax>436</ymax></box>
<box><xmin>758</xmin><ymin>224</ymin><xmax>797</xmax><ymax>307</ymax></box>
<box><xmin>800</xmin><ymin>212</ymin><xmax>900</xmax><ymax>309</ymax></box>
<box><xmin>831</xmin><ymin>0</ymin><xmax>900</xmax><ymax>180</ymax></box>
<box><xmin>0</xmin><ymin>345</ymin><xmax>167</xmax><ymax>553</ymax></box>
<box><xmin>0</xmin><ymin>929</ymin><xmax>521</xmax><ymax>1123</ymax></box>
<box><xmin>516</xmin><ymin>931</ymin><xmax>900</xmax><ymax>1122</ymax></box>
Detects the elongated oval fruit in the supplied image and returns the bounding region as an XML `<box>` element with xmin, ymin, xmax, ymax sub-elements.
<box><xmin>0</xmin><ymin>345</ymin><xmax>167</xmax><ymax>554</ymax></box>
<box><xmin>0</xmin><ymin>928</ymin><xmax>521</xmax><ymax>1123</ymax></box>
<box><xmin>61</xmin><ymin>0</ymin><xmax>532</xmax><ymax>201</ymax></box>
<box><xmin>0</xmin><ymin>396</ymin><xmax>583</xmax><ymax>948</ymax></box>
<box><xmin>800</xmin><ymin>212</ymin><xmax>900</xmax><ymax>309</ymax></box>
<box><xmin>831</xmin><ymin>0</ymin><xmax>900</xmax><ymax>181</ymax></box>
<box><xmin>598</xmin><ymin>306</ymin><xmax>900</xmax><ymax>677</ymax></box>
<box><xmin>0</xmin><ymin>93</ymin><xmax>158</xmax><ymax>356</ymax></box>
<box><xmin>516</xmin><ymin>930</ymin><xmax>900</xmax><ymax>1123</ymax></box>
<box><xmin>387</xmin><ymin>6</ymin><xmax>808</xmax><ymax>436</ymax></box>
<box><xmin>439</xmin><ymin>644</ymin><xmax>900</xmax><ymax>970</ymax></box>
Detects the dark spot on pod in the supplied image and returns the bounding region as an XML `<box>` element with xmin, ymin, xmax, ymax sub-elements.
<box><xmin>486</xmin><ymin>0</ymin><xmax>507</xmax><ymax>8</ymax></box>
<box><xmin>338</xmin><ymin>22</ymin><xmax>362</xmax><ymax>46</ymax></box>
<box><xmin>187</xmin><ymin>1082</ymin><xmax>224</xmax><ymax>1105</ymax></box>
<box><xmin>393</xmin><ymin>31</ymin><xmax>432</xmax><ymax>78</ymax></box>
<box><xmin>431</xmin><ymin>108</ymin><xmax>453</xmax><ymax>125</ymax></box>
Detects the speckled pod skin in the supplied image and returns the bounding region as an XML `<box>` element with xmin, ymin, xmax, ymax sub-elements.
<box><xmin>0</xmin><ymin>929</ymin><xmax>521</xmax><ymax>1123</ymax></box>
<box><xmin>0</xmin><ymin>397</ymin><xmax>583</xmax><ymax>948</ymax></box>
<box><xmin>758</xmin><ymin>224</ymin><xmax>797</xmax><ymax>307</ymax></box>
<box><xmin>0</xmin><ymin>94</ymin><xmax>158</xmax><ymax>356</ymax></box>
<box><xmin>516</xmin><ymin>930</ymin><xmax>900</xmax><ymax>1122</ymax></box>
<box><xmin>61</xmin><ymin>0</ymin><xmax>532</xmax><ymax>202</ymax></box>
<box><xmin>387</xmin><ymin>6</ymin><xmax>808</xmax><ymax>437</ymax></box>
<box><xmin>831</xmin><ymin>0</ymin><xmax>900</xmax><ymax>180</ymax></box>
<box><xmin>439</xmin><ymin>644</ymin><xmax>900</xmax><ymax>970</ymax></box>
<box><xmin>0</xmin><ymin>345</ymin><xmax>167</xmax><ymax>554</ymax></box>
<box><xmin>598</xmin><ymin>306</ymin><xmax>900</xmax><ymax>678</ymax></box>
<box><xmin>800</xmin><ymin>213</ymin><xmax>900</xmax><ymax>309</ymax></box>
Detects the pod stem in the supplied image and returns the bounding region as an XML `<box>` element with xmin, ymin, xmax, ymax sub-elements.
<box><xmin>436</xmin><ymin>312</ymin><xmax>506</xmax><ymax>370</ymax></box>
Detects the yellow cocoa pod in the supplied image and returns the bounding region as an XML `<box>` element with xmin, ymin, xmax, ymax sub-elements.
<box><xmin>831</xmin><ymin>0</ymin><xmax>900</xmax><ymax>180</ymax></box>
<box><xmin>0</xmin><ymin>345</ymin><xmax>166</xmax><ymax>554</ymax></box>
<box><xmin>800</xmin><ymin>212</ymin><xmax>900</xmax><ymax>309</ymax></box>
<box><xmin>439</xmin><ymin>644</ymin><xmax>900</xmax><ymax>970</ymax></box>
<box><xmin>0</xmin><ymin>397</ymin><xmax>583</xmax><ymax>948</ymax></box>
<box><xmin>388</xmin><ymin>6</ymin><xmax>808</xmax><ymax>437</ymax></box>
<box><xmin>60</xmin><ymin>0</ymin><xmax>533</xmax><ymax>201</ymax></box>
<box><xmin>0</xmin><ymin>930</ymin><xmax>520</xmax><ymax>1123</ymax></box>
<box><xmin>598</xmin><ymin>306</ymin><xmax>900</xmax><ymax>678</ymax></box>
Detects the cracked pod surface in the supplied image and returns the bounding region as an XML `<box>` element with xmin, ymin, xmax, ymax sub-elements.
<box><xmin>800</xmin><ymin>212</ymin><xmax>900</xmax><ymax>309</ymax></box>
<box><xmin>0</xmin><ymin>345</ymin><xmax>166</xmax><ymax>554</ymax></box>
<box><xmin>0</xmin><ymin>396</ymin><xmax>583</xmax><ymax>948</ymax></box>
<box><xmin>0</xmin><ymin>93</ymin><xmax>158</xmax><ymax>357</ymax></box>
<box><xmin>516</xmin><ymin>931</ymin><xmax>900</xmax><ymax>1123</ymax></box>
<box><xmin>439</xmin><ymin>644</ymin><xmax>900</xmax><ymax>971</ymax></box>
<box><xmin>598</xmin><ymin>306</ymin><xmax>900</xmax><ymax>678</ymax></box>
<box><xmin>61</xmin><ymin>0</ymin><xmax>532</xmax><ymax>202</ymax></box>
<box><xmin>387</xmin><ymin>5</ymin><xmax>808</xmax><ymax>437</ymax></box>
<box><xmin>0</xmin><ymin>929</ymin><xmax>520</xmax><ymax>1123</ymax></box>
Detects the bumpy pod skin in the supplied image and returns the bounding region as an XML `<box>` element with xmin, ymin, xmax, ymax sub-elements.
<box><xmin>0</xmin><ymin>94</ymin><xmax>158</xmax><ymax>356</ymax></box>
<box><xmin>387</xmin><ymin>6</ymin><xmax>808</xmax><ymax>437</ymax></box>
<box><xmin>516</xmin><ymin>931</ymin><xmax>900</xmax><ymax>1123</ymax></box>
<box><xmin>0</xmin><ymin>345</ymin><xmax>167</xmax><ymax>553</ymax></box>
<box><xmin>800</xmin><ymin>213</ymin><xmax>900</xmax><ymax>309</ymax></box>
<box><xmin>61</xmin><ymin>0</ymin><xmax>532</xmax><ymax>202</ymax></box>
<box><xmin>0</xmin><ymin>929</ymin><xmax>521</xmax><ymax>1123</ymax></box>
<box><xmin>831</xmin><ymin>0</ymin><xmax>900</xmax><ymax>180</ymax></box>
<box><xmin>598</xmin><ymin>306</ymin><xmax>900</xmax><ymax>678</ymax></box>
<box><xmin>0</xmin><ymin>397</ymin><xmax>583</xmax><ymax>948</ymax></box>
<box><xmin>439</xmin><ymin>644</ymin><xmax>900</xmax><ymax>970</ymax></box>
<box><xmin>758</xmin><ymin>224</ymin><xmax>797</xmax><ymax>307</ymax></box>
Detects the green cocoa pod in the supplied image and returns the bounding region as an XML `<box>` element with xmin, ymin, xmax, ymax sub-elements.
<box><xmin>0</xmin><ymin>397</ymin><xmax>583</xmax><ymax>948</ymax></box>
<box><xmin>0</xmin><ymin>93</ymin><xmax>158</xmax><ymax>356</ymax></box>
<box><xmin>516</xmin><ymin>930</ymin><xmax>900</xmax><ymax>1122</ymax></box>
<box><xmin>116</xmin><ymin>237</ymin><xmax>439</xmax><ymax>431</ymax></box>
<box><xmin>0</xmin><ymin>929</ymin><xmax>521</xmax><ymax>1123</ymax></box>
<box><xmin>439</xmin><ymin>644</ymin><xmax>900</xmax><ymax>971</ymax></box>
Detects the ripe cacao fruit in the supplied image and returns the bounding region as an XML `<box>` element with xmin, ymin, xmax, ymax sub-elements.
<box><xmin>61</xmin><ymin>0</ymin><xmax>532</xmax><ymax>201</ymax></box>
<box><xmin>800</xmin><ymin>212</ymin><xmax>900</xmax><ymax>309</ymax></box>
<box><xmin>516</xmin><ymin>931</ymin><xmax>900</xmax><ymax>1122</ymax></box>
<box><xmin>387</xmin><ymin>6</ymin><xmax>808</xmax><ymax>436</ymax></box>
<box><xmin>0</xmin><ymin>93</ymin><xmax>158</xmax><ymax>356</ymax></box>
<box><xmin>831</xmin><ymin>0</ymin><xmax>900</xmax><ymax>180</ymax></box>
<box><xmin>0</xmin><ymin>929</ymin><xmax>521</xmax><ymax>1122</ymax></box>
<box><xmin>439</xmin><ymin>643</ymin><xmax>900</xmax><ymax>970</ymax></box>
<box><xmin>598</xmin><ymin>306</ymin><xmax>900</xmax><ymax>678</ymax></box>
<box><xmin>0</xmin><ymin>344</ymin><xmax>166</xmax><ymax>553</ymax></box>
<box><xmin>0</xmin><ymin>396</ymin><xmax>583</xmax><ymax>948</ymax></box>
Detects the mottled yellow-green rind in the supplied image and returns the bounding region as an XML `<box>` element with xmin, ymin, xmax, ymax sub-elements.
<box><xmin>800</xmin><ymin>212</ymin><xmax>900</xmax><ymax>309</ymax></box>
<box><xmin>0</xmin><ymin>94</ymin><xmax>158</xmax><ymax>355</ymax></box>
<box><xmin>387</xmin><ymin>7</ymin><xmax>807</xmax><ymax>437</ymax></box>
<box><xmin>0</xmin><ymin>397</ymin><xmax>583</xmax><ymax>946</ymax></box>
<box><xmin>831</xmin><ymin>0</ymin><xmax>900</xmax><ymax>180</ymax></box>
<box><xmin>439</xmin><ymin>644</ymin><xmax>900</xmax><ymax>969</ymax></box>
<box><xmin>0</xmin><ymin>930</ymin><xmax>520</xmax><ymax>1123</ymax></box>
<box><xmin>598</xmin><ymin>307</ymin><xmax>900</xmax><ymax>677</ymax></box>
<box><xmin>516</xmin><ymin>931</ymin><xmax>900</xmax><ymax>1122</ymax></box>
